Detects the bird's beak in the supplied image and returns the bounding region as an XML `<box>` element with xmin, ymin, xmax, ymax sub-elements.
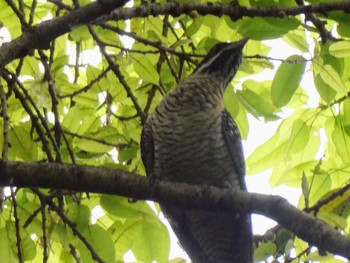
<box><xmin>231</xmin><ymin>37</ymin><xmax>249</xmax><ymax>50</ymax></box>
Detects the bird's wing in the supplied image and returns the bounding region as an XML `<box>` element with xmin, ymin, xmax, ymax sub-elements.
<box><xmin>140</xmin><ymin>118</ymin><xmax>155</xmax><ymax>180</ymax></box>
<box><xmin>221</xmin><ymin>109</ymin><xmax>247</xmax><ymax>190</ymax></box>
<box><xmin>222</xmin><ymin>109</ymin><xmax>253</xmax><ymax>262</ymax></box>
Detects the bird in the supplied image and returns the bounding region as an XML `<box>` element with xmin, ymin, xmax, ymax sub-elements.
<box><xmin>140</xmin><ymin>37</ymin><xmax>252</xmax><ymax>263</ymax></box>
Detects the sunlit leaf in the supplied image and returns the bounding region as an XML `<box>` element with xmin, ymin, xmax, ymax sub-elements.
<box><xmin>271</xmin><ymin>55</ymin><xmax>306</xmax><ymax>107</ymax></box>
<box><xmin>283</xmin><ymin>30</ymin><xmax>309</xmax><ymax>52</ymax></box>
<box><xmin>314</xmin><ymin>74</ymin><xmax>337</xmax><ymax>104</ymax></box>
<box><xmin>253</xmin><ymin>242</ymin><xmax>276</xmax><ymax>262</ymax></box>
<box><xmin>319</xmin><ymin>64</ymin><xmax>348</xmax><ymax>96</ymax></box>
<box><xmin>329</xmin><ymin>41</ymin><xmax>350</xmax><ymax>58</ymax></box>
<box><xmin>318</xmin><ymin>211</ymin><xmax>347</xmax><ymax>230</ymax></box>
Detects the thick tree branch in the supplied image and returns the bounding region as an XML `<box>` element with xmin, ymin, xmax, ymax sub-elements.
<box><xmin>0</xmin><ymin>160</ymin><xmax>349</xmax><ymax>259</ymax></box>
<box><xmin>107</xmin><ymin>1</ymin><xmax>350</xmax><ymax>21</ymax></box>
<box><xmin>0</xmin><ymin>0</ymin><xmax>129</xmax><ymax>66</ymax></box>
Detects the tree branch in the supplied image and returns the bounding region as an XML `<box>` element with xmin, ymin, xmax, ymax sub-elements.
<box><xmin>0</xmin><ymin>0</ymin><xmax>129</xmax><ymax>66</ymax></box>
<box><xmin>0</xmin><ymin>160</ymin><xmax>349</xmax><ymax>259</ymax></box>
<box><xmin>107</xmin><ymin>1</ymin><xmax>350</xmax><ymax>21</ymax></box>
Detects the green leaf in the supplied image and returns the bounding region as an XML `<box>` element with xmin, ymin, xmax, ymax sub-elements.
<box><xmin>282</xmin><ymin>30</ymin><xmax>309</xmax><ymax>52</ymax></box>
<box><xmin>100</xmin><ymin>195</ymin><xmax>156</xmax><ymax>219</ymax></box>
<box><xmin>0</xmin><ymin>227</ymin><xmax>17</xmax><ymax>263</ymax></box>
<box><xmin>342</xmin><ymin>98</ymin><xmax>350</xmax><ymax>136</ymax></box>
<box><xmin>285</xmin><ymin>119</ymin><xmax>310</xmax><ymax>155</ymax></box>
<box><xmin>132</xmin><ymin>54</ymin><xmax>160</xmax><ymax>85</ymax></box>
<box><xmin>301</xmin><ymin>171</ymin><xmax>309</xmax><ymax>207</ymax></box>
<box><xmin>131</xmin><ymin>219</ymin><xmax>170</xmax><ymax>262</ymax></box>
<box><xmin>75</xmin><ymin>139</ymin><xmax>113</xmax><ymax>153</ymax></box>
<box><xmin>308</xmin><ymin>173</ymin><xmax>332</xmax><ymax>207</ymax></box>
<box><xmin>5</xmin><ymin>221</ymin><xmax>37</xmax><ymax>261</ymax></box>
<box><xmin>246</xmin><ymin>133</ymin><xmax>284</xmax><ymax>175</ymax></box>
<box><xmin>253</xmin><ymin>242</ymin><xmax>277</xmax><ymax>262</ymax></box>
<box><xmin>51</xmin><ymin>54</ymin><xmax>69</xmax><ymax>73</ymax></box>
<box><xmin>67</xmin><ymin>204</ymin><xmax>91</xmax><ymax>231</ymax></box>
<box><xmin>271</xmin><ymin>55</ymin><xmax>306</xmax><ymax>107</ymax></box>
<box><xmin>319</xmin><ymin>64</ymin><xmax>348</xmax><ymax>96</ymax></box>
<box><xmin>331</xmin><ymin>116</ymin><xmax>350</xmax><ymax>164</ymax></box>
<box><xmin>238</xmin><ymin>17</ymin><xmax>300</xmax><ymax>40</ymax></box>
<box><xmin>9</xmin><ymin>124</ymin><xmax>38</xmax><ymax>161</ymax></box>
<box><xmin>238</xmin><ymin>80</ymin><xmax>278</xmax><ymax>120</ymax></box>
<box><xmin>317</xmin><ymin>211</ymin><xmax>347</xmax><ymax>230</ymax></box>
<box><xmin>329</xmin><ymin>41</ymin><xmax>350</xmax><ymax>58</ymax></box>
<box><xmin>75</xmin><ymin>224</ymin><xmax>115</xmax><ymax>263</ymax></box>
<box><xmin>224</xmin><ymin>86</ymin><xmax>240</xmax><ymax>118</ymax></box>
<box><xmin>62</xmin><ymin>106</ymin><xmax>83</xmax><ymax>133</ymax></box>
<box><xmin>69</xmin><ymin>26</ymin><xmax>91</xmax><ymax>42</ymax></box>
<box><xmin>314</xmin><ymin>74</ymin><xmax>336</xmax><ymax>104</ymax></box>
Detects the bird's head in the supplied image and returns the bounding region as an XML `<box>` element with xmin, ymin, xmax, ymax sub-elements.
<box><xmin>193</xmin><ymin>37</ymin><xmax>248</xmax><ymax>87</ymax></box>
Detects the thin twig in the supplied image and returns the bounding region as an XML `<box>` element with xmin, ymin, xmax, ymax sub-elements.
<box><xmin>32</xmin><ymin>189</ymin><xmax>105</xmax><ymax>263</ymax></box>
<box><xmin>11</xmin><ymin>187</ymin><xmax>24</xmax><ymax>263</ymax></box>
<box><xmin>88</xmin><ymin>25</ymin><xmax>147</xmax><ymax>123</ymax></box>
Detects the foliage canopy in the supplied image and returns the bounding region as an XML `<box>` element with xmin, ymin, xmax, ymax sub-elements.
<box><xmin>1</xmin><ymin>0</ymin><xmax>350</xmax><ymax>262</ymax></box>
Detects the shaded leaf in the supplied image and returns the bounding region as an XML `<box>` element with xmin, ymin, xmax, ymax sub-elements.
<box><xmin>75</xmin><ymin>224</ymin><xmax>115</xmax><ymax>263</ymax></box>
<box><xmin>238</xmin><ymin>17</ymin><xmax>299</xmax><ymax>40</ymax></box>
<box><xmin>132</xmin><ymin>54</ymin><xmax>160</xmax><ymax>85</ymax></box>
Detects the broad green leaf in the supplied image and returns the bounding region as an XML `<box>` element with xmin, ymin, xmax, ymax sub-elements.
<box><xmin>0</xmin><ymin>228</ymin><xmax>17</xmax><ymax>263</ymax></box>
<box><xmin>75</xmin><ymin>224</ymin><xmax>115</xmax><ymax>263</ymax></box>
<box><xmin>9</xmin><ymin>124</ymin><xmax>38</xmax><ymax>161</ymax></box>
<box><xmin>318</xmin><ymin>211</ymin><xmax>347</xmax><ymax>230</ymax></box>
<box><xmin>331</xmin><ymin>117</ymin><xmax>350</xmax><ymax>164</ymax></box>
<box><xmin>329</xmin><ymin>41</ymin><xmax>350</xmax><ymax>58</ymax></box>
<box><xmin>294</xmin><ymin>237</ymin><xmax>308</xmax><ymax>261</ymax></box>
<box><xmin>75</xmin><ymin>139</ymin><xmax>113</xmax><ymax>153</ymax></box>
<box><xmin>131</xmin><ymin>219</ymin><xmax>170</xmax><ymax>262</ymax></box>
<box><xmin>6</xmin><ymin>221</ymin><xmax>36</xmax><ymax>261</ymax></box>
<box><xmin>100</xmin><ymin>195</ymin><xmax>156</xmax><ymax>219</ymax></box>
<box><xmin>283</xmin><ymin>30</ymin><xmax>309</xmax><ymax>52</ymax></box>
<box><xmin>67</xmin><ymin>204</ymin><xmax>91</xmax><ymax>231</ymax></box>
<box><xmin>73</xmin><ymin>93</ymin><xmax>100</xmax><ymax>108</ymax></box>
<box><xmin>271</xmin><ymin>55</ymin><xmax>306</xmax><ymax>107</ymax></box>
<box><xmin>301</xmin><ymin>172</ymin><xmax>309</xmax><ymax>207</ymax></box>
<box><xmin>284</xmin><ymin>119</ymin><xmax>310</xmax><ymax>155</ymax></box>
<box><xmin>224</xmin><ymin>86</ymin><xmax>239</xmax><ymax>118</ymax></box>
<box><xmin>253</xmin><ymin>242</ymin><xmax>276</xmax><ymax>262</ymax></box>
<box><xmin>69</xmin><ymin>26</ymin><xmax>91</xmax><ymax>42</ymax></box>
<box><xmin>308</xmin><ymin>173</ymin><xmax>332</xmax><ymax>207</ymax></box>
<box><xmin>51</xmin><ymin>54</ymin><xmax>69</xmax><ymax>73</ymax></box>
<box><xmin>314</xmin><ymin>74</ymin><xmax>336</xmax><ymax>104</ymax></box>
<box><xmin>246</xmin><ymin>133</ymin><xmax>284</xmax><ymax>175</ymax></box>
<box><xmin>238</xmin><ymin>17</ymin><xmax>299</xmax><ymax>40</ymax></box>
<box><xmin>319</xmin><ymin>64</ymin><xmax>348</xmax><ymax>96</ymax></box>
<box><xmin>342</xmin><ymin>98</ymin><xmax>350</xmax><ymax>136</ymax></box>
<box><xmin>238</xmin><ymin>81</ymin><xmax>278</xmax><ymax>120</ymax></box>
<box><xmin>132</xmin><ymin>54</ymin><xmax>160</xmax><ymax>85</ymax></box>
<box><xmin>62</xmin><ymin>106</ymin><xmax>83</xmax><ymax>133</ymax></box>
<box><xmin>185</xmin><ymin>16</ymin><xmax>205</xmax><ymax>36</ymax></box>
<box><xmin>278</xmin><ymin>160</ymin><xmax>318</xmax><ymax>187</ymax></box>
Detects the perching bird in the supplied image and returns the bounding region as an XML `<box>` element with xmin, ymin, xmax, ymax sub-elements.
<box><xmin>141</xmin><ymin>38</ymin><xmax>252</xmax><ymax>263</ymax></box>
